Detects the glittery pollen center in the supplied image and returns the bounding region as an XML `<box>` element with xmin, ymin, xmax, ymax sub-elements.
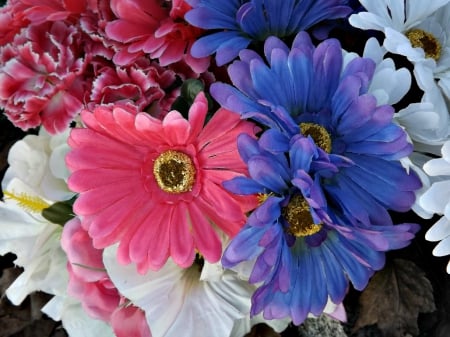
<box><xmin>300</xmin><ymin>123</ymin><xmax>332</xmax><ymax>153</ymax></box>
<box><xmin>282</xmin><ymin>194</ymin><xmax>322</xmax><ymax>237</ymax></box>
<box><xmin>153</xmin><ymin>150</ymin><xmax>196</xmax><ymax>193</ymax></box>
<box><xmin>406</xmin><ymin>29</ymin><xmax>442</xmax><ymax>60</ymax></box>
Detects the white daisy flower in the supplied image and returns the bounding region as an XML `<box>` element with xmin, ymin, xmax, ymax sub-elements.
<box><xmin>419</xmin><ymin>140</ymin><xmax>450</xmax><ymax>272</ymax></box>
<box><xmin>349</xmin><ymin>0</ymin><xmax>450</xmax><ymax>143</ymax></box>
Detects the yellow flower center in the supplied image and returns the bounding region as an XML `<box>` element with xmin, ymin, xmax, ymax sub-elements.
<box><xmin>153</xmin><ymin>150</ymin><xmax>196</xmax><ymax>193</ymax></box>
<box><xmin>300</xmin><ymin>123</ymin><xmax>332</xmax><ymax>153</ymax></box>
<box><xmin>282</xmin><ymin>194</ymin><xmax>322</xmax><ymax>237</ymax></box>
<box><xmin>406</xmin><ymin>29</ymin><xmax>442</xmax><ymax>60</ymax></box>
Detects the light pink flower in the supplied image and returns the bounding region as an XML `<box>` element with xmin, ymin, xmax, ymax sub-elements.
<box><xmin>105</xmin><ymin>0</ymin><xmax>209</xmax><ymax>73</ymax></box>
<box><xmin>61</xmin><ymin>218</ymin><xmax>151</xmax><ymax>337</ymax></box>
<box><xmin>66</xmin><ymin>92</ymin><xmax>258</xmax><ymax>273</ymax></box>
<box><xmin>0</xmin><ymin>21</ymin><xmax>89</xmax><ymax>134</ymax></box>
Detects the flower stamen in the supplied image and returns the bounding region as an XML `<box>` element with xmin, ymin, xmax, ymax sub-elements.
<box><xmin>2</xmin><ymin>190</ymin><xmax>50</xmax><ymax>213</ymax></box>
<box><xmin>406</xmin><ymin>29</ymin><xmax>441</xmax><ymax>60</ymax></box>
<box><xmin>153</xmin><ymin>150</ymin><xmax>196</xmax><ymax>193</ymax></box>
<box><xmin>300</xmin><ymin>123</ymin><xmax>332</xmax><ymax>153</ymax></box>
<box><xmin>282</xmin><ymin>194</ymin><xmax>322</xmax><ymax>237</ymax></box>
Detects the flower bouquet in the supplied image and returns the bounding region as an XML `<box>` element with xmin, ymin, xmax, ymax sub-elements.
<box><xmin>0</xmin><ymin>0</ymin><xmax>450</xmax><ymax>336</ymax></box>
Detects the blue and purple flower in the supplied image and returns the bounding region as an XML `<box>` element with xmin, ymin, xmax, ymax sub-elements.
<box><xmin>184</xmin><ymin>0</ymin><xmax>352</xmax><ymax>65</ymax></box>
<box><xmin>216</xmin><ymin>32</ymin><xmax>422</xmax><ymax>324</ymax></box>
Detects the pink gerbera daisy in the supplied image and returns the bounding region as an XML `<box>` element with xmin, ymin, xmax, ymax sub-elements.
<box><xmin>66</xmin><ymin>92</ymin><xmax>258</xmax><ymax>273</ymax></box>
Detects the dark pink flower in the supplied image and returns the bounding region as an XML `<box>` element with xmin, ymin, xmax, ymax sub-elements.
<box><xmin>89</xmin><ymin>57</ymin><xmax>177</xmax><ymax>117</ymax></box>
<box><xmin>18</xmin><ymin>0</ymin><xmax>99</xmax><ymax>24</ymax></box>
<box><xmin>105</xmin><ymin>0</ymin><xmax>209</xmax><ymax>73</ymax></box>
<box><xmin>0</xmin><ymin>21</ymin><xmax>89</xmax><ymax>134</ymax></box>
<box><xmin>61</xmin><ymin>218</ymin><xmax>151</xmax><ymax>337</ymax></box>
<box><xmin>0</xmin><ymin>0</ymin><xmax>30</xmax><ymax>46</ymax></box>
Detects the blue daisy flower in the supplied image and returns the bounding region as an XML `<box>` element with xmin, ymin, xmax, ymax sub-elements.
<box><xmin>211</xmin><ymin>31</ymin><xmax>421</xmax><ymax>227</ymax></box>
<box><xmin>222</xmin><ymin>131</ymin><xmax>420</xmax><ymax>324</ymax></box>
<box><xmin>184</xmin><ymin>0</ymin><xmax>352</xmax><ymax>65</ymax></box>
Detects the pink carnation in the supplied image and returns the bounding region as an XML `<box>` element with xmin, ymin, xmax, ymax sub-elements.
<box><xmin>89</xmin><ymin>57</ymin><xmax>177</xmax><ymax>117</ymax></box>
<box><xmin>0</xmin><ymin>21</ymin><xmax>89</xmax><ymax>134</ymax></box>
<box><xmin>61</xmin><ymin>218</ymin><xmax>151</xmax><ymax>337</ymax></box>
<box><xmin>105</xmin><ymin>0</ymin><xmax>209</xmax><ymax>73</ymax></box>
<box><xmin>18</xmin><ymin>0</ymin><xmax>99</xmax><ymax>24</ymax></box>
<box><xmin>67</xmin><ymin>92</ymin><xmax>258</xmax><ymax>273</ymax></box>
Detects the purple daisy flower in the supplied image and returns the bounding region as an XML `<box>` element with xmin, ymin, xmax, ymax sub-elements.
<box><xmin>222</xmin><ymin>131</ymin><xmax>420</xmax><ymax>324</ymax></box>
<box><xmin>184</xmin><ymin>0</ymin><xmax>351</xmax><ymax>65</ymax></box>
<box><xmin>212</xmin><ymin>31</ymin><xmax>421</xmax><ymax>227</ymax></box>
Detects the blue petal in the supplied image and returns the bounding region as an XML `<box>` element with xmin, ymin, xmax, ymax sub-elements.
<box><xmin>325</xmin><ymin>231</ymin><xmax>373</xmax><ymax>290</ymax></box>
<box><xmin>319</xmin><ymin>242</ymin><xmax>348</xmax><ymax>303</ymax></box>
<box><xmin>259</xmin><ymin>129</ymin><xmax>290</xmax><ymax>153</ymax></box>
<box><xmin>222</xmin><ymin>176</ymin><xmax>263</xmax><ymax>195</ymax></box>
<box><xmin>248</xmin><ymin>155</ymin><xmax>290</xmax><ymax>193</ymax></box>
<box><xmin>222</xmin><ymin>225</ymin><xmax>265</xmax><ymax>267</ymax></box>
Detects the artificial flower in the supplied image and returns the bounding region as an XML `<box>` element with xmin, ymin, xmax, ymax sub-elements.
<box><xmin>104</xmin><ymin>0</ymin><xmax>208</xmax><ymax>72</ymax></box>
<box><xmin>212</xmin><ymin>32</ymin><xmax>420</xmax><ymax>224</ymax></box>
<box><xmin>102</xmin><ymin>243</ymin><xmax>287</xmax><ymax>337</ymax></box>
<box><xmin>221</xmin><ymin>132</ymin><xmax>419</xmax><ymax>324</ymax></box>
<box><xmin>66</xmin><ymin>92</ymin><xmax>258</xmax><ymax>273</ymax></box>
<box><xmin>420</xmin><ymin>140</ymin><xmax>450</xmax><ymax>273</ymax></box>
<box><xmin>349</xmin><ymin>0</ymin><xmax>450</xmax><ymax>143</ymax></box>
<box><xmin>0</xmin><ymin>20</ymin><xmax>89</xmax><ymax>134</ymax></box>
<box><xmin>61</xmin><ymin>217</ymin><xmax>151</xmax><ymax>337</ymax></box>
<box><xmin>211</xmin><ymin>31</ymin><xmax>421</xmax><ymax>323</ymax></box>
<box><xmin>2</xmin><ymin>128</ymin><xmax>74</xmax><ymax>201</ymax></box>
<box><xmin>185</xmin><ymin>0</ymin><xmax>352</xmax><ymax>66</ymax></box>
<box><xmin>88</xmin><ymin>56</ymin><xmax>178</xmax><ymax>118</ymax></box>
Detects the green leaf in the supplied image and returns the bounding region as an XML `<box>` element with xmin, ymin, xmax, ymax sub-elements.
<box><xmin>170</xmin><ymin>79</ymin><xmax>217</xmax><ymax>121</ymax></box>
<box><xmin>41</xmin><ymin>197</ymin><xmax>76</xmax><ymax>226</ymax></box>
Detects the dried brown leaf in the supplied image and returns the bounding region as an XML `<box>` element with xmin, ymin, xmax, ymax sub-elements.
<box><xmin>354</xmin><ymin>259</ymin><xmax>436</xmax><ymax>337</ymax></box>
<box><xmin>244</xmin><ymin>323</ymin><xmax>281</xmax><ymax>337</ymax></box>
<box><xmin>0</xmin><ymin>267</ymin><xmax>61</xmax><ymax>337</ymax></box>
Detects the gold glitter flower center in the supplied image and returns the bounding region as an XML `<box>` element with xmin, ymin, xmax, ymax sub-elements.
<box><xmin>282</xmin><ymin>194</ymin><xmax>322</xmax><ymax>237</ymax></box>
<box><xmin>153</xmin><ymin>150</ymin><xmax>196</xmax><ymax>193</ymax></box>
<box><xmin>406</xmin><ymin>29</ymin><xmax>441</xmax><ymax>60</ymax></box>
<box><xmin>300</xmin><ymin>123</ymin><xmax>332</xmax><ymax>153</ymax></box>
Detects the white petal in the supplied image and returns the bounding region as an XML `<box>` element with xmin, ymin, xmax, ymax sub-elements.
<box><xmin>384</xmin><ymin>28</ymin><xmax>427</xmax><ymax>62</ymax></box>
<box><xmin>405</xmin><ymin>0</ymin><xmax>450</xmax><ymax>29</ymax></box>
<box><xmin>446</xmin><ymin>260</ymin><xmax>450</xmax><ymax>273</ymax></box>
<box><xmin>419</xmin><ymin>180</ymin><xmax>450</xmax><ymax>213</ymax></box>
<box><xmin>426</xmin><ymin>216</ymin><xmax>450</xmax><ymax>241</ymax></box>
<box><xmin>103</xmin><ymin>246</ymin><xmax>255</xmax><ymax>337</ymax></box>
<box><xmin>433</xmin><ymin>235</ymin><xmax>450</xmax><ymax>256</ymax></box>
<box><xmin>61</xmin><ymin>300</ymin><xmax>115</xmax><ymax>337</ymax></box>
<box><xmin>438</xmin><ymin>75</ymin><xmax>450</xmax><ymax>99</ymax></box>
<box><xmin>423</xmin><ymin>157</ymin><xmax>450</xmax><ymax>176</ymax></box>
